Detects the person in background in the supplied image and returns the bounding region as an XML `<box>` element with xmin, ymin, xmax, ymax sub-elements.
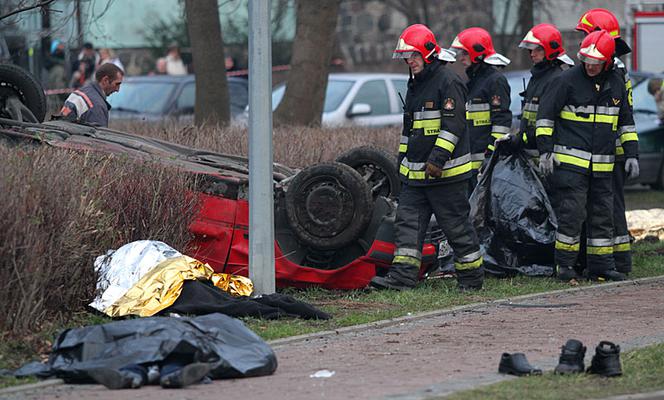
<box><xmin>60</xmin><ymin>63</ymin><xmax>124</xmax><ymax>127</ymax></box>
<box><xmin>165</xmin><ymin>44</ymin><xmax>187</xmax><ymax>76</ymax></box>
<box><xmin>647</xmin><ymin>78</ymin><xmax>664</xmax><ymax>123</ymax></box>
<box><xmin>98</xmin><ymin>48</ymin><xmax>125</xmax><ymax>72</ymax></box>
<box><xmin>46</xmin><ymin>39</ymin><xmax>68</xmax><ymax>89</ymax></box>
<box><xmin>70</xmin><ymin>42</ymin><xmax>98</xmax><ymax>88</ymax></box>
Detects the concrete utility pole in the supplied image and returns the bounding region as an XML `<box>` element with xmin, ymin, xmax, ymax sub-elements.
<box><xmin>248</xmin><ymin>0</ymin><xmax>275</xmax><ymax>295</ymax></box>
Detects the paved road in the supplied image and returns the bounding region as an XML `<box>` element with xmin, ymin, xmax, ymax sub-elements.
<box><xmin>4</xmin><ymin>279</ymin><xmax>664</xmax><ymax>400</ymax></box>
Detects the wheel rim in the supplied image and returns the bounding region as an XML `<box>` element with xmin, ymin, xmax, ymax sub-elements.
<box><xmin>294</xmin><ymin>176</ymin><xmax>355</xmax><ymax>238</ymax></box>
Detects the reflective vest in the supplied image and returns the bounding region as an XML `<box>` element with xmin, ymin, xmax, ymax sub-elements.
<box><xmin>399</xmin><ymin>60</ymin><xmax>471</xmax><ymax>186</ymax></box>
<box><xmin>464</xmin><ymin>63</ymin><xmax>512</xmax><ymax>170</ymax></box>
<box><xmin>535</xmin><ymin>64</ymin><xmax>635</xmax><ymax>177</ymax></box>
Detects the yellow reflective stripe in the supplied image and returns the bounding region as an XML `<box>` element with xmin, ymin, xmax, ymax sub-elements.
<box><xmin>592</xmin><ymin>162</ymin><xmax>614</xmax><ymax>172</ymax></box>
<box><xmin>413</xmin><ymin>118</ymin><xmax>441</xmax><ymax>136</ymax></box>
<box><xmin>556</xmin><ymin>153</ymin><xmax>590</xmax><ymax>169</ymax></box>
<box><xmin>614</xmin><ymin>243</ymin><xmax>631</xmax><ymax>252</ymax></box>
<box><xmin>441</xmin><ymin>161</ymin><xmax>472</xmax><ymax>178</ymax></box>
<box><xmin>487</xmin><ymin>143</ymin><xmax>495</xmax><ymax>152</ymax></box>
<box><xmin>522</xmin><ymin>132</ymin><xmax>528</xmax><ymax>143</ymax></box>
<box><xmin>399</xmin><ymin>144</ymin><xmax>407</xmax><ymax>153</ymax></box>
<box><xmin>393</xmin><ymin>255</ymin><xmax>421</xmax><ymax>267</ymax></box>
<box><xmin>556</xmin><ymin>240</ymin><xmax>580</xmax><ymax>252</ymax></box>
<box><xmin>471</xmin><ymin>160</ymin><xmax>483</xmax><ymax>170</ymax></box>
<box><xmin>536</xmin><ymin>127</ymin><xmax>553</xmax><ymax>136</ymax></box>
<box><xmin>522</xmin><ymin>110</ymin><xmax>537</xmax><ymax>121</ymax></box>
<box><xmin>560</xmin><ymin>111</ymin><xmax>619</xmax><ymax>128</ymax></box>
<box><xmin>587</xmin><ymin>246</ymin><xmax>614</xmax><ymax>255</ymax></box>
<box><xmin>455</xmin><ymin>256</ymin><xmax>483</xmax><ymax>271</ymax></box>
<box><xmin>435</xmin><ymin>137</ymin><xmax>456</xmax><ymax>153</ymax></box>
<box><xmin>616</xmin><ymin>146</ymin><xmax>625</xmax><ymax>155</ymax></box>
<box><xmin>466</xmin><ymin>111</ymin><xmax>491</xmax><ymax>126</ymax></box>
<box><xmin>491</xmin><ymin>132</ymin><xmax>505</xmax><ymax>140</ymax></box>
<box><xmin>620</xmin><ymin>132</ymin><xmax>638</xmax><ymax>143</ymax></box>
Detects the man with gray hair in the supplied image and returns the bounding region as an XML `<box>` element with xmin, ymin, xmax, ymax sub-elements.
<box><xmin>60</xmin><ymin>63</ymin><xmax>123</xmax><ymax>127</ymax></box>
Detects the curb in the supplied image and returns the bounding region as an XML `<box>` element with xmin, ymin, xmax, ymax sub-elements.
<box><xmin>2</xmin><ymin>275</ymin><xmax>663</xmax><ymax>397</ymax></box>
<box><xmin>268</xmin><ymin>275</ymin><xmax>664</xmax><ymax>347</ymax></box>
<box><xmin>592</xmin><ymin>389</ymin><xmax>664</xmax><ymax>400</ymax></box>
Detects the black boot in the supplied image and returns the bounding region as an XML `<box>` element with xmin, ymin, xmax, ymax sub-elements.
<box><xmin>557</xmin><ymin>265</ymin><xmax>580</xmax><ymax>282</ymax></box>
<box><xmin>87</xmin><ymin>368</ymin><xmax>145</xmax><ymax>390</ymax></box>
<box><xmin>160</xmin><ymin>362</ymin><xmax>211</xmax><ymax>389</ymax></box>
<box><xmin>554</xmin><ymin>339</ymin><xmax>586</xmax><ymax>374</ymax></box>
<box><xmin>587</xmin><ymin>341</ymin><xmax>622</xmax><ymax>377</ymax></box>
<box><xmin>369</xmin><ymin>264</ymin><xmax>418</xmax><ymax>291</ymax></box>
<box><xmin>498</xmin><ymin>353</ymin><xmax>542</xmax><ymax>376</ymax></box>
<box><xmin>457</xmin><ymin>266</ymin><xmax>483</xmax><ymax>292</ymax></box>
<box><xmin>590</xmin><ymin>269</ymin><xmax>626</xmax><ymax>282</ymax></box>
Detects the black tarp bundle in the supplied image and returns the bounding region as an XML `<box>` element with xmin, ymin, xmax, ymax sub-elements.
<box><xmin>14</xmin><ymin>313</ymin><xmax>277</xmax><ymax>382</ymax></box>
<box><xmin>469</xmin><ymin>146</ymin><xmax>557</xmax><ymax>277</ymax></box>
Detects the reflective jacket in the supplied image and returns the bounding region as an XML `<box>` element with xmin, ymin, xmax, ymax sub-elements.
<box><xmin>535</xmin><ymin>64</ymin><xmax>635</xmax><ymax>177</ymax></box>
<box><xmin>399</xmin><ymin>59</ymin><xmax>471</xmax><ymax>186</ymax></box>
<box><xmin>464</xmin><ymin>62</ymin><xmax>512</xmax><ymax>170</ymax></box>
<box><xmin>519</xmin><ymin>61</ymin><xmax>569</xmax><ymax>156</ymax></box>
<box><xmin>613</xmin><ymin>58</ymin><xmax>638</xmax><ymax>161</ymax></box>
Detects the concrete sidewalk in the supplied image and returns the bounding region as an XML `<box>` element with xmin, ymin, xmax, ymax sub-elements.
<box><xmin>4</xmin><ymin>279</ymin><xmax>664</xmax><ymax>400</ymax></box>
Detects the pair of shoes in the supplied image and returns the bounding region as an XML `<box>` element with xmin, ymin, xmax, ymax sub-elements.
<box><xmin>87</xmin><ymin>368</ymin><xmax>144</xmax><ymax>390</ymax></box>
<box><xmin>554</xmin><ymin>339</ymin><xmax>586</xmax><ymax>374</ymax></box>
<box><xmin>498</xmin><ymin>353</ymin><xmax>542</xmax><ymax>376</ymax></box>
<box><xmin>160</xmin><ymin>362</ymin><xmax>212</xmax><ymax>389</ymax></box>
<box><xmin>369</xmin><ymin>274</ymin><xmax>415</xmax><ymax>291</ymax></box>
<box><xmin>554</xmin><ymin>339</ymin><xmax>622</xmax><ymax>377</ymax></box>
<box><xmin>557</xmin><ymin>265</ymin><xmax>580</xmax><ymax>282</ymax></box>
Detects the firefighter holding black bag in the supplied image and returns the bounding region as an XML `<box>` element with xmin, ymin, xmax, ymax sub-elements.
<box><xmin>370</xmin><ymin>24</ymin><xmax>483</xmax><ymax>291</ymax></box>
<box><xmin>535</xmin><ymin>30</ymin><xmax>635</xmax><ymax>282</ymax></box>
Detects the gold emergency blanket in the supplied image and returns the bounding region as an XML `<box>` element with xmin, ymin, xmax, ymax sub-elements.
<box><xmin>104</xmin><ymin>255</ymin><xmax>253</xmax><ymax>317</ymax></box>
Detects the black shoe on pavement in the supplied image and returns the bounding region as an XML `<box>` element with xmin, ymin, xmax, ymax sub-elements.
<box><xmin>160</xmin><ymin>363</ymin><xmax>211</xmax><ymax>389</ymax></box>
<box><xmin>369</xmin><ymin>274</ymin><xmax>416</xmax><ymax>291</ymax></box>
<box><xmin>587</xmin><ymin>341</ymin><xmax>622</xmax><ymax>377</ymax></box>
<box><xmin>88</xmin><ymin>368</ymin><xmax>144</xmax><ymax>390</ymax></box>
<box><xmin>498</xmin><ymin>353</ymin><xmax>542</xmax><ymax>376</ymax></box>
<box><xmin>557</xmin><ymin>266</ymin><xmax>580</xmax><ymax>282</ymax></box>
<box><xmin>554</xmin><ymin>339</ymin><xmax>586</xmax><ymax>374</ymax></box>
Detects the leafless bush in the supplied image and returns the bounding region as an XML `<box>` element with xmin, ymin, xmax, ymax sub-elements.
<box><xmin>0</xmin><ymin>145</ymin><xmax>198</xmax><ymax>334</ymax></box>
<box><xmin>109</xmin><ymin>121</ymin><xmax>401</xmax><ymax>168</ymax></box>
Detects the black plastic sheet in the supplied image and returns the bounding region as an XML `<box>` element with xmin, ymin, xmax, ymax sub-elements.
<box><xmin>470</xmin><ymin>146</ymin><xmax>557</xmax><ymax>277</ymax></box>
<box><xmin>14</xmin><ymin>313</ymin><xmax>277</xmax><ymax>382</ymax></box>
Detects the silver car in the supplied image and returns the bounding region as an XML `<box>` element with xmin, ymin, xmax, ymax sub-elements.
<box><xmin>268</xmin><ymin>73</ymin><xmax>409</xmax><ymax>128</ymax></box>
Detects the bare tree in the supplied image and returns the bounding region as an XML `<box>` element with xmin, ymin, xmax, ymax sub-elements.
<box><xmin>274</xmin><ymin>0</ymin><xmax>341</xmax><ymax>126</ymax></box>
<box><xmin>185</xmin><ymin>0</ymin><xmax>230</xmax><ymax>127</ymax></box>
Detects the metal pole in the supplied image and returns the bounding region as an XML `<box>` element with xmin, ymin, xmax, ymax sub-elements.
<box><xmin>248</xmin><ymin>0</ymin><xmax>275</xmax><ymax>295</ymax></box>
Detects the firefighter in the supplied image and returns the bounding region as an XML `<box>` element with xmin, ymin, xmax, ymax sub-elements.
<box><xmin>450</xmin><ymin>27</ymin><xmax>512</xmax><ymax>182</ymax></box>
<box><xmin>515</xmin><ymin>24</ymin><xmax>574</xmax><ymax>160</ymax></box>
<box><xmin>535</xmin><ymin>30</ymin><xmax>635</xmax><ymax>282</ymax></box>
<box><xmin>575</xmin><ymin>8</ymin><xmax>639</xmax><ymax>275</ymax></box>
<box><xmin>369</xmin><ymin>24</ymin><xmax>483</xmax><ymax>291</ymax></box>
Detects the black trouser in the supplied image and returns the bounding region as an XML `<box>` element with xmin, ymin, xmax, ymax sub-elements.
<box><xmin>550</xmin><ymin>169</ymin><xmax>615</xmax><ymax>276</ymax></box>
<box><xmin>390</xmin><ymin>180</ymin><xmax>482</xmax><ymax>285</ymax></box>
<box><xmin>612</xmin><ymin>161</ymin><xmax>631</xmax><ymax>273</ymax></box>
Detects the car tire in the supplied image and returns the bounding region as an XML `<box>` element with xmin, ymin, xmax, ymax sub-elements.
<box><xmin>335</xmin><ymin>145</ymin><xmax>401</xmax><ymax>200</ymax></box>
<box><xmin>0</xmin><ymin>64</ymin><xmax>46</xmax><ymax>122</ymax></box>
<box><xmin>285</xmin><ymin>162</ymin><xmax>373</xmax><ymax>251</ymax></box>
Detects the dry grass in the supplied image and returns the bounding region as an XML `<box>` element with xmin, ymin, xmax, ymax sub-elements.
<box><xmin>109</xmin><ymin>120</ymin><xmax>401</xmax><ymax>168</ymax></box>
<box><xmin>0</xmin><ymin>145</ymin><xmax>198</xmax><ymax>335</ymax></box>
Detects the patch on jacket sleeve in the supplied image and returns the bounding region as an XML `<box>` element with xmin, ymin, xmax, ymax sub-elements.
<box><xmin>425</xmin><ymin>101</ymin><xmax>434</xmax><ymax>109</ymax></box>
<box><xmin>491</xmin><ymin>94</ymin><xmax>501</xmax><ymax>107</ymax></box>
<box><xmin>443</xmin><ymin>98</ymin><xmax>455</xmax><ymax>111</ymax></box>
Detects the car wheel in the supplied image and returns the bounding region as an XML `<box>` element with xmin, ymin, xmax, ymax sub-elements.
<box><xmin>285</xmin><ymin>162</ymin><xmax>373</xmax><ymax>251</ymax></box>
<box><xmin>0</xmin><ymin>64</ymin><xmax>46</xmax><ymax>122</ymax></box>
<box><xmin>335</xmin><ymin>145</ymin><xmax>401</xmax><ymax>200</ymax></box>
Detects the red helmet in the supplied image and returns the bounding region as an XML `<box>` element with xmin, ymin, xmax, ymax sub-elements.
<box><xmin>393</xmin><ymin>24</ymin><xmax>440</xmax><ymax>64</ymax></box>
<box><xmin>450</xmin><ymin>27</ymin><xmax>510</xmax><ymax>66</ymax></box>
<box><xmin>519</xmin><ymin>24</ymin><xmax>566</xmax><ymax>60</ymax></box>
<box><xmin>578</xmin><ymin>30</ymin><xmax>615</xmax><ymax>69</ymax></box>
<box><xmin>576</xmin><ymin>8</ymin><xmax>621</xmax><ymax>38</ymax></box>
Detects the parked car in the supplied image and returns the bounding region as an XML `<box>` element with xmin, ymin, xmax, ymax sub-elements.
<box><xmin>243</xmin><ymin>73</ymin><xmax>409</xmax><ymax>128</ymax></box>
<box><xmin>108</xmin><ymin>75</ymin><xmax>249</xmax><ymax>123</ymax></box>
<box><xmin>630</xmin><ymin>73</ymin><xmax>664</xmax><ymax>189</ymax></box>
